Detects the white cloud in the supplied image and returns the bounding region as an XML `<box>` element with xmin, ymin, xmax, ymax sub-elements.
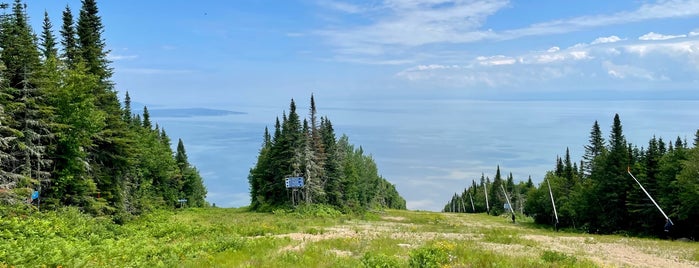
<box><xmin>318</xmin><ymin>0</ymin><xmax>699</xmax><ymax>62</ymax></box>
<box><xmin>477</xmin><ymin>55</ymin><xmax>516</xmax><ymax>66</ymax></box>
<box><xmin>603</xmin><ymin>61</ymin><xmax>660</xmax><ymax>80</ymax></box>
<box><xmin>107</xmin><ymin>53</ymin><xmax>138</xmax><ymax>61</ymax></box>
<box><xmin>503</xmin><ymin>0</ymin><xmax>699</xmax><ymax>39</ymax></box>
<box><xmin>592</xmin><ymin>35</ymin><xmax>622</xmax><ymax>44</ymax></box>
<box><xmin>547</xmin><ymin>46</ymin><xmax>560</xmax><ymax>53</ymax></box>
<box><xmin>317</xmin><ymin>0</ymin><xmax>364</xmax><ymax>13</ymax></box>
<box><xmin>639</xmin><ymin>32</ymin><xmax>687</xmax><ymax>41</ymax></box>
<box><xmin>690</xmin><ymin>31</ymin><xmax>699</xmax><ymax>37</ymax></box>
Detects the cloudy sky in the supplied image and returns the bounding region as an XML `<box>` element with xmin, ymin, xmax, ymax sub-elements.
<box><xmin>27</xmin><ymin>0</ymin><xmax>699</xmax><ymax>210</ymax></box>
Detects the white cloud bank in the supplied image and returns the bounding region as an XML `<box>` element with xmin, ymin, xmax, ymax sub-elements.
<box><xmin>396</xmin><ymin>33</ymin><xmax>699</xmax><ymax>87</ymax></box>
<box><xmin>317</xmin><ymin>0</ymin><xmax>699</xmax><ymax>60</ymax></box>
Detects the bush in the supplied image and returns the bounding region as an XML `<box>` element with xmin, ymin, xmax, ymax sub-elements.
<box><xmin>408</xmin><ymin>242</ymin><xmax>454</xmax><ymax>268</ymax></box>
<box><xmin>362</xmin><ymin>252</ymin><xmax>400</xmax><ymax>268</ymax></box>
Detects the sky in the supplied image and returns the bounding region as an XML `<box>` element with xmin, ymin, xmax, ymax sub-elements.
<box><xmin>24</xmin><ymin>0</ymin><xmax>699</xmax><ymax>211</ymax></box>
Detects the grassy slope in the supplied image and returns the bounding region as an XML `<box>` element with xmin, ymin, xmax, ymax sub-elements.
<box><xmin>1</xmin><ymin>207</ymin><xmax>698</xmax><ymax>267</ymax></box>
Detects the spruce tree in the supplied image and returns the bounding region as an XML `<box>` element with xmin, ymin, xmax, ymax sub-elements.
<box><xmin>77</xmin><ymin>0</ymin><xmax>112</xmax><ymax>84</ymax></box>
<box><xmin>122</xmin><ymin>91</ymin><xmax>132</xmax><ymax>122</ymax></box>
<box><xmin>60</xmin><ymin>5</ymin><xmax>78</xmax><ymax>66</ymax></box>
<box><xmin>142</xmin><ymin>106</ymin><xmax>151</xmax><ymax>130</ymax></box>
<box><xmin>0</xmin><ymin>0</ymin><xmax>52</xmax><ymax>194</ymax></box>
<box><xmin>40</xmin><ymin>11</ymin><xmax>58</xmax><ymax>60</ymax></box>
<box><xmin>583</xmin><ymin>120</ymin><xmax>605</xmax><ymax>177</ymax></box>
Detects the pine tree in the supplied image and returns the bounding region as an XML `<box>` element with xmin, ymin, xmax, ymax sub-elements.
<box><xmin>489</xmin><ymin>165</ymin><xmax>504</xmax><ymax>215</ymax></box>
<box><xmin>175</xmin><ymin>138</ymin><xmax>188</xmax><ymax>172</ymax></box>
<box><xmin>142</xmin><ymin>106</ymin><xmax>151</xmax><ymax>130</ymax></box>
<box><xmin>0</xmin><ymin>0</ymin><xmax>52</xmax><ymax>195</ymax></box>
<box><xmin>77</xmin><ymin>0</ymin><xmax>112</xmax><ymax>84</ymax></box>
<box><xmin>694</xmin><ymin>129</ymin><xmax>699</xmax><ymax>148</ymax></box>
<box><xmin>590</xmin><ymin>114</ymin><xmax>629</xmax><ymax>233</ymax></box>
<box><xmin>42</xmin><ymin>60</ymin><xmax>104</xmax><ymax>209</ymax></box>
<box><xmin>60</xmin><ymin>5</ymin><xmax>78</xmax><ymax>66</ymax></box>
<box><xmin>0</xmin><ymin>0</ymin><xmax>41</xmax><ymax>89</ymax></box>
<box><xmin>583</xmin><ymin>120</ymin><xmax>605</xmax><ymax>177</ymax></box>
<box><xmin>40</xmin><ymin>11</ymin><xmax>58</xmax><ymax>60</ymax></box>
<box><xmin>175</xmin><ymin>139</ymin><xmax>207</xmax><ymax>207</ymax></box>
<box><xmin>75</xmin><ymin>0</ymin><xmax>131</xmax><ymax>213</ymax></box>
<box><xmin>122</xmin><ymin>91</ymin><xmax>132</xmax><ymax>123</ymax></box>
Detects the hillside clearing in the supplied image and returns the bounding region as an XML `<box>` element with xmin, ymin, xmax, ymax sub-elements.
<box><xmin>2</xmin><ymin>208</ymin><xmax>698</xmax><ymax>267</ymax></box>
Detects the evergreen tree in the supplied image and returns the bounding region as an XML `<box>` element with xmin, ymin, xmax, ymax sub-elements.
<box><xmin>489</xmin><ymin>165</ymin><xmax>504</xmax><ymax>215</ymax></box>
<box><xmin>42</xmin><ymin>60</ymin><xmax>104</xmax><ymax>210</ymax></box>
<box><xmin>142</xmin><ymin>106</ymin><xmax>151</xmax><ymax>130</ymax></box>
<box><xmin>77</xmin><ymin>0</ymin><xmax>112</xmax><ymax>84</ymax></box>
<box><xmin>122</xmin><ymin>91</ymin><xmax>132</xmax><ymax>123</ymax></box>
<box><xmin>40</xmin><ymin>11</ymin><xmax>57</xmax><ymax>60</ymax></box>
<box><xmin>0</xmin><ymin>0</ymin><xmax>53</xmax><ymax>196</ymax></box>
<box><xmin>589</xmin><ymin>114</ymin><xmax>629</xmax><ymax>233</ymax></box>
<box><xmin>175</xmin><ymin>139</ymin><xmax>207</xmax><ymax>207</ymax></box>
<box><xmin>60</xmin><ymin>5</ymin><xmax>78</xmax><ymax>66</ymax></box>
<box><xmin>583</xmin><ymin>120</ymin><xmax>605</xmax><ymax>177</ymax></box>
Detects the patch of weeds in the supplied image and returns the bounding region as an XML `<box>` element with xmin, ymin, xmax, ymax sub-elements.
<box><xmin>541</xmin><ymin>250</ymin><xmax>576</xmax><ymax>264</ymax></box>
<box><xmin>408</xmin><ymin>241</ymin><xmax>455</xmax><ymax>268</ymax></box>
<box><xmin>305</xmin><ymin>227</ymin><xmax>325</xmax><ymax>235</ymax></box>
<box><xmin>361</xmin><ymin>252</ymin><xmax>401</xmax><ymax>268</ymax></box>
<box><xmin>482</xmin><ymin>228</ymin><xmax>530</xmax><ymax>245</ymax></box>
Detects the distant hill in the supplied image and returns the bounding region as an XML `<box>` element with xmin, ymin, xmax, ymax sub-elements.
<box><xmin>147</xmin><ymin>108</ymin><xmax>245</xmax><ymax>118</ymax></box>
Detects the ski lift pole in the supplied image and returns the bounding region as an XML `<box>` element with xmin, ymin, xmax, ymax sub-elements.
<box><xmin>484</xmin><ymin>182</ymin><xmax>490</xmax><ymax>215</ymax></box>
<box><xmin>546</xmin><ymin>178</ymin><xmax>559</xmax><ymax>230</ymax></box>
<box><xmin>627</xmin><ymin>167</ymin><xmax>673</xmax><ymax>228</ymax></box>
<box><xmin>468</xmin><ymin>192</ymin><xmax>475</xmax><ymax>213</ymax></box>
<box><xmin>501</xmin><ymin>184</ymin><xmax>515</xmax><ymax>223</ymax></box>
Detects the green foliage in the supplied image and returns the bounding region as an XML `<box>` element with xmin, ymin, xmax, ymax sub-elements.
<box><xmin>408</xmin><ymin>241</ymin><xmax>454</xmax><ymax>268</ymax></box>
<box><xmin>541</xmin><ymin>250</ymin><xmax>577</xmax><ymax>265</ymax></box>
<box><xmin>249</xmin><ymin>97</ymin><xmax>406</xmax><ymax>212</ymax></box>
<box><xmin>361</xmin><ymin>252</ymin><xmax>400</xmax><ymax>268</ymax></box>
<box><xmin>0</xmin><ymin>0</ymin><xmax>207</xmax><ymax>216</ymax></box>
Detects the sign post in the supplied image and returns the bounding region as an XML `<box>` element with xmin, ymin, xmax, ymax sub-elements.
<box><xmin>285</xmin><ymin>176</ymin><xmax>305</xmax><ymax>206</ymax></box>
<box><xmin>501</xmin><ymin>184</ymin><xmax>515</xmax><ymax>223</ymax></box>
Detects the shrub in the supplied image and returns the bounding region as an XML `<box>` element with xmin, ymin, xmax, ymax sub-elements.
<box><xmin>362</xmin><ymin>252</ymin><xmax>400</xmax><ymax>268</ymax></box>
<box><xmin>408</xmin><ymin>242</ymin><xmax>454</xmax><ymax>268</ymax></box>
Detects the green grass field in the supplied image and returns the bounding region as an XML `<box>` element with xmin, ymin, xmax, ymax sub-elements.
<box><xmin>1</xmin><ymin>207</ymin><xmax>698</xmax><ymax>267</ymax></box>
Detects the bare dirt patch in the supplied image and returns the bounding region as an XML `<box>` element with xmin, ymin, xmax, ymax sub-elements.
<box><xmin>524</xmin><ymin>234</ymin><xmax>698</xmax><ymax>268</ymax></box>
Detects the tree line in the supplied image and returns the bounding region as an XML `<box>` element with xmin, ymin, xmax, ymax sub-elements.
<box><xmin>0</xmin><ymin>0</ymin><xmax>206</xmax><ymax>220</ymax></box>
<box><xmin>444</xmin><ymin>114</ymin><xmax>699</xmax><ymax>238</ymax></box>
<box><xmin>248</xmin><ymin>96</ymin><xmax>406</xmax><ymax>212</ymax></box>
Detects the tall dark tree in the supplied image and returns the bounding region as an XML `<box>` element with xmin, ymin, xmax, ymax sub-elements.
<box><xmin>0</xmin><ymin>0</ymin><xmax>53</xmax><ymax>196</ymax></box>
<box><xmin>142</xmin><ymin>106</ymin><xmax>151</xmax><ymax>130</ymax></box>
<box><xmin>583</xmin><ymin>120</ymin><xmax>605</xmax><ymax>177</ymax></box>
<box><xmin>76</xmin><ymin>0</ymin><xmax>111</xmax><ymax>84</ymax></box>
<box><xmin>175</xmin><ymin>139</ymin><xmax>207</xmax><ymax>207</ymax></box>
<box><xmin>40</xmin><ymin>11</ymin><xmax>58</xmax><ymax>60</ymax></box>
<box><xmin>60</xmin><ymin>5</ymin><xmax>78</xmax><ymax>66</ymax></box>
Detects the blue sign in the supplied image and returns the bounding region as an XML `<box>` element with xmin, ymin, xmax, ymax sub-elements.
<box><xmin>285</xmin><ymin>177</ymin><xmax>305</xmax><ymax>188</ymax></box>
<box><xmin>31</xmin><ymin>191</ymin><xmax>39</xmax><ymax>200</ymax></box>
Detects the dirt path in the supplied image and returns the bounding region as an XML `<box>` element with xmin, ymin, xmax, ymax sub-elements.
<box><xmin>260</xmin><ymin>213</ymin><xmax>698</xmax><ymax>267</ymax></box>
<box><xmin>524</xmin><ymin>234</ymin><xmax>697</xmax><ymax>268</ymax></box>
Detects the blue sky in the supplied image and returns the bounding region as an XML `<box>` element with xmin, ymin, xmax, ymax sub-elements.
<box><xmin>25</xmin><ymin>1</ymin><xmax>699</xmax><ymax>210</ymax></box>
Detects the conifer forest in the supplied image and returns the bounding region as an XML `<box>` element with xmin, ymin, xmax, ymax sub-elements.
<box><xmin>443</xmin><ymin>114</ymin><xmax>699</xmax><ymax>239</ymax></box>
<box><xmin>0</xmin><ymin>0</ymin><xmax>207</xmax><ymax>219</ymax></box>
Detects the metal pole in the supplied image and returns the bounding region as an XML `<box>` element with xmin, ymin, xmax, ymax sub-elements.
<box><xmin>627</xmin><ymin>167</ymin><xmax>672</xmax><ymax>225</ymax></box>
<box><xmin>484</xmin><ymin>182</ymin><xmax>490</xmax><ymax>214</ymax></box>
<box><xmin>469</xmin><ymin>192</ymin><xmax>475</xmax><ymax>212</ymax></box>
<box><xmin>501</xmin><ymin>184</ymin><xmax>515</xmax><ymax>214</ymax></box>
<box><xmin>546</xmin><ymin>178</ymin><xmax>559</xmax><ymax>227</ymax></box>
